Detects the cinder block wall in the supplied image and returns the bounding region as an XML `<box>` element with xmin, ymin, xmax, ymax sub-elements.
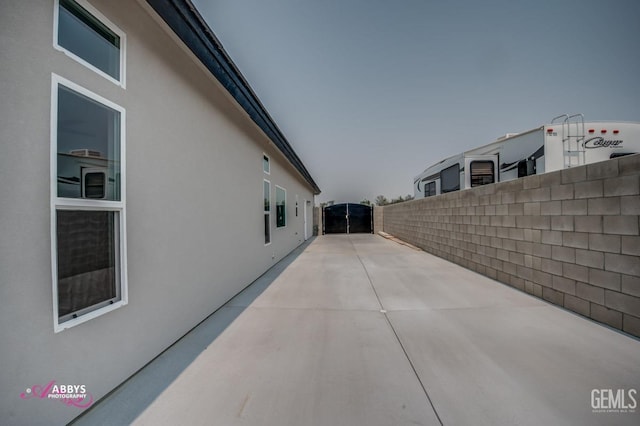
<box><xmin>373</xmin><ymin>205</ymin><xmax>384</xmax><ymax>234</ymax></box>
<box><xmin>383</xmin><ymin>154</ymin><xmax>640</xmax><ymax>337</ymax></box>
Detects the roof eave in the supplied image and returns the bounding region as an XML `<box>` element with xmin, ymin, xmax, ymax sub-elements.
<box><xmin>145</xmin><ymin>0</ymin><xmax>321</xmax><ymax>194</ymax></box>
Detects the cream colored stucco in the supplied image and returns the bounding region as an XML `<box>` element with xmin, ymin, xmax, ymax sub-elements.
<box><xmin>0</xmin><ymin>1</ymin><xmax>315</xmax><ymax>424</ymax></box>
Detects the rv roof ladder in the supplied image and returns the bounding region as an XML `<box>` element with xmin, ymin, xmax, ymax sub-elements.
<box><xmin>553</xmin><ymin>113</ymin><xmax>585</xmax><ymax>168</ymax></box>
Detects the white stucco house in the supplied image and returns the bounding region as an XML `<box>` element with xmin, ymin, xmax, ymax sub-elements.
<box><xmin>0</xmin><ymin>0</ymin><xmax>320</xmax><ymax>424</ymax></box>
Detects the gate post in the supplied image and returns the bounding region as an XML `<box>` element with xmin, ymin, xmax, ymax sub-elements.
<box><xmin>373</xmin><ymin>205</ymin><xmax>383</xmax><ymax>234</ymax></box>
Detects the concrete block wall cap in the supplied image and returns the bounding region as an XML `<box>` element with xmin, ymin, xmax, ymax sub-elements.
<box><xmin>618</xmin><ymin>153</ymin><xmax>640</xmax><ymax>176</ymax></box>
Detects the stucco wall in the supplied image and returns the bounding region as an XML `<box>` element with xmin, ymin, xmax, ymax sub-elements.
<box><xmin>382</xmin><ymin>155</ymin><xmax>640</xmax><ymax>338</ymax></box>
<box><xmin>0</xmin><ymin>1</ymin><xmax>314</xmax><ymax>424</ymax></box>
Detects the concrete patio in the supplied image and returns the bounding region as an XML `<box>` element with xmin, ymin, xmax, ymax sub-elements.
<box><xmin>74</xmin><ymin>234</ymin><xmax>640</xmax><ymax>425</ymax></box>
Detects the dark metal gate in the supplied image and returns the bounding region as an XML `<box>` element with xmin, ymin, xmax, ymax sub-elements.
<box><xmin>323</xmin><ymin>203</ymin><xmax>373</xmax><ymax>234</ymax></box>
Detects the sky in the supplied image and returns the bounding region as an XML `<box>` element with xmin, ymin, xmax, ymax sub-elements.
<box><xmin>191</xmin><ymin>0</ymin><xmax>640</xmax><ymax>204</ymax></box>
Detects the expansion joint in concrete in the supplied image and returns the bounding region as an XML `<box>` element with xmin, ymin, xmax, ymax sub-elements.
<box><xmin>348</xmin><ymin>237</ymin><xmax>445</xmax><ymax>426</ymax></box>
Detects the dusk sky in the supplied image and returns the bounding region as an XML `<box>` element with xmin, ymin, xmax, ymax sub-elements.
<box><xmin>192</xmin><ymin>0</ymin><xmax>640</xmax><ymax>203</ymax></box>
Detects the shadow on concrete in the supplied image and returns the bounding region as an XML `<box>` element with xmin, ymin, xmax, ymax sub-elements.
<box><xmin>70</xmin><ymin>238</ymin><xmax>315</xmax><ymax>426</ymax></box>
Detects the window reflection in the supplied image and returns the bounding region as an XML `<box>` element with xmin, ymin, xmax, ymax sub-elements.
<box><xmin>58</xmin><ymin>0</ymin><xmax>121</xmax><ymax>80</ymax></box>
<box><xmin>57</xmin><ymin>86</ymin><xmax>120</xmax><ymax>200</ymax></box>
<box><xmin>276</xmin><ymin>187</ymin><xmax>286</xmax><ymax>227</ymax></box>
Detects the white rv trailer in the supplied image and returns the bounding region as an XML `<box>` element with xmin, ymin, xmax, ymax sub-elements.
<box><xmin>414</xmin><ymin>114</ymin><xmax>640</xmax><ymax>199</ymax></box>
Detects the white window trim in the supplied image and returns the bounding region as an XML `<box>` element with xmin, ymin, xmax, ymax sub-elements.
<box><xmin>263</xmin><ymin>179</ymin><xmax>271</xmax><ymax>246</ymax></box>
<box><xmin>263</xmin><ymin>153</ymin><xmax>270</xmax><ymax>175</ymax></box>
<box><xmin>50</xmin><ymin>73</ymin><xmax>128</xmax><ymax>332</ymax></box>
<box><xmin>275</xmin><ymin>185</ymin><xmax>287</xmax><ymax>229</ymax></box>
<box><xmin>53</xmin><ymin>0</ymin><xmax>127</xmax><ymax>88</ymax></box>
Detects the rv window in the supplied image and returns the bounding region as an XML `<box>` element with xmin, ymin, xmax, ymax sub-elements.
<box><xmin>440</xmin><ymin>164</ymin><xmax>460</xmax><ymax>193</ymax></box>
<box><xmin>424</xmin><ymin>181</ymin><xmax>436</xmax><ymax>197</ymax></box>
<box><xmin>83</xmin><ymin>170</ymin><xmax>106</xmax><ymax>198</ymax></box>
<box><xmin>517</xmin><ymin>159</ymin><xmax>536</xmax><ymax>178</ymax></box>
<box><xmin>470</xmin><ymin>161</ymin><xmax>495</xmax><ymax>187</ymax></box>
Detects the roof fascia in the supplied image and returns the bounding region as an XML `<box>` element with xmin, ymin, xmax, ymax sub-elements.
<box><xmin>145</xmin><ymin>0</ymin><xmax>320</xmax><ymax>194</ymax></box>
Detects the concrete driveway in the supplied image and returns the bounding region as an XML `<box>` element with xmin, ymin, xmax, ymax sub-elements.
<box><xmin>75</xmin><ymin>235</ymin><xmax>640</xmax><ymax>426</ymax></box>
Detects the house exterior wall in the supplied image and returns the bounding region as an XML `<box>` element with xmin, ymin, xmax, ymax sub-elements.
<box><xmin>0</xmin><ymin>1</ymin><xmax>314</xmax><ymax>424</ymax></box>
<box><xmin>382</xmin><ymin>155</ymin><xmax>640</xmax><ymax>339</ymax></box>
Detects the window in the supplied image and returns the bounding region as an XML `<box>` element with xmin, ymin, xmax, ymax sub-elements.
<box><xmin>56</xmin><ymin>84</ymin><xmax>121</xmax><ymax>200</ymax></box>
<box><xmin>470</xmin><ymin>161</ymin><xmax>495</xmax><ymax>187</ymax></box>
<box><xmin>51</xmin><ymin>74</ymin><xmax>127</xmax><ymax>331</ymax></box>
<box><xmin>517</xmin><ymin>159</ymin><xmax>536</xmax><ymax>178</ymax></box>
<box><xmin>424</xmin><ymin>181</ymin><xmax>436</xmax><ymax>197</ymax></box>
<box><xmin>263</xmin><ymin>154</ymin><xmax>270</xmax><ymax>174</ymax></box>
<box><xmin>55</xmin><ymin>0</ymin><xmax>125</xmax><ymax>86</ymax></box>
<box><xmin>440</xmin><ymin>164</ymin><xmax>460</xmax><ymax>193</ymax></box>
<box><xmin>276</xmin><ymin>186</ymin><xmax>286</xmax><ymax>228</ymax></box>
<box><xmin>264</xmin><ymin>180</ymin><xmax>271</xmax><ymax>244</ymax></box>
<box><xmin>56</xmin><ymin>211</ymin><xmax>119</xmax><ymax>319</ymax></box>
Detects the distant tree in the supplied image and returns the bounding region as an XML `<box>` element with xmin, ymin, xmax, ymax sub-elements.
<box><xmin>386</xmin><ymin>194</ymin><xmax>415</xmax><ymax>204</ymax></box>
<box><xmin>374</xmin><ymin>195</ymin><xmax>389</xmax><ymax>206</ymax></box>
<box><xmin>360</xmin><ymin>199</ymin><xmax>371</xmax><ymax>206</ymax></box>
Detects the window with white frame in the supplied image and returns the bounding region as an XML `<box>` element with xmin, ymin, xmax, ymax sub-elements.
<box><xmin>264</xmin><ymin>180</ymin><xmax>271</xmax><ymax>244</ymax></box>
<box><xmin>276</xmin><ymin>186</ymin><xmax>286</xmax><ymax>228</ymax></box>
<box><xmin>263</xmin><ymin>154</ymin><xmax>270</xmax><ymax>174</ymax></box>
<box><xmin>424</xmin><ymin>181</ymin><xmax>436</xmax><ymax>197</ymax></box>
<box><xmin>55</xmin><ymin>0</ymin><xmax>126</xmax><ymax>86</ymax></box>
<box><xmin>52</xmin><ymin>74</ymin><xmax>127</xmax><ymax>331</ymax></box>
<box><xmin>470</xmin><ymin>161</ymin><xmax>495</xmax><ymax>187</ymax></box>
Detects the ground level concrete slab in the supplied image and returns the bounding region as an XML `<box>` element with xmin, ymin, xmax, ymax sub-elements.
<box><xmin>75</xmin><ymin>235</ymin><xmax>640</xmax><ymax>425</ymax></box>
